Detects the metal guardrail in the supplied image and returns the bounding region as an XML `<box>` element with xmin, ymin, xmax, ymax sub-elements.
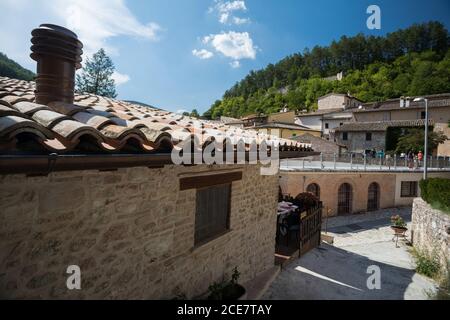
<box><xmin>281</xmin><ymin>152</ymin><xmax>450</xmax><ymax>171</ymax></box>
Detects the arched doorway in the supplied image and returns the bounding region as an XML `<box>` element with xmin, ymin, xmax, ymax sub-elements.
<box><xmin>306</xmin><ymin>183</ymin><xmax>320</xmax><ymax>199</ymax></box>
<box><xmin>367</xmin><ymin>182</ymin><xmax>380</xmax><ymax>211</ymax></box>
<box><xmin>338</xmin><ymin>183</ymin><xmax>352</xmax><ymax>215</ymax></box>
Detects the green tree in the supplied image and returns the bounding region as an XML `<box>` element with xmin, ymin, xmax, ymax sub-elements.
<box><xmin>76</xmin><ymin>48</ymin><xmax>117</xmax><ymax>98</ymax></box>
<box><xmin>190</xmin><ymin>109</ymin><xmax>199</xmax><ymax>118</ymax></box>
<box><xmin>394</xmin><ymin>128</ymin><xmax>448</xmax><ymax>154</ymax></box>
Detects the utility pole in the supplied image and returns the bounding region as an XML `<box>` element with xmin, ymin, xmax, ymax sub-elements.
<box><xmin>414</xmin><ymin>98</ymin><xmax>429</xmax><ymax>180</ymax></box>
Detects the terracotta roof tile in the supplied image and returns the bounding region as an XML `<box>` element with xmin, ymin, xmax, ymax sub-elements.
<box><xmin>47</xmin><ymin>101</ymin><xmax>85</xmax><ymax>116</ymax></box>
<box><xmin>2</xmin><ymin>95</ymin><xmax>30</xmax><ymax>105</ymax></box>
<box><xmin>13</xmin><ymin>101</ymin><xmax>50</xmax><ymax>115</ymax></box>
<box><xmin>0</xmin><ymin>105</ymin><xmax>24</xmax><ymax>117</ymax></box>
<box><xmin>0</xmin><ymin>76</ymin><xmax>313</xmax><ymax>154</ymax></box>
<box><xmin>72</xmin><ymin>111</ymin><xmax>112</xmax><ymax>129</ymax></box>
<box><xmin>334</xmin><ymin>119</ymin><xmax>434</xmax><ymax>132</ymax></box>
<box><xmin>0</xmin><ymin>115</ymin><xmax>52</xmax><ymax>139</ymax></box>
<box><xmin>52</xmin><ymin>119</ymin><xmax>104</xmax><ymax>141</ymax></box>
<box><xmin>32</xmin><ymin>110</ymin><xmax>70</xmax><ymax>128</ymax></box>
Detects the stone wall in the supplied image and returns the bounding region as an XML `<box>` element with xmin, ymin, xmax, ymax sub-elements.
<box><xmin>335</xmin><ymin>131</ymin><xmax>386</xmax><ymax>152</ymax></box>
<box><xmin>318</xmin><ymin>95</ymin><xmax>345</xmax><ymax>110</ymax></box>
<box><xmin>412</xmin><ymin>197</ymin><xmax>450</xmax><ymax>271</ymax></box>
<box><xmin>0</xmin><ymin>164</ymin><xmax>278</xmax><ymax>299</ymax></box>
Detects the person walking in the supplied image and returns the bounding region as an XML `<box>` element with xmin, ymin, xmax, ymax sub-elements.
<box><xmin>408</xmin><ymin>151</ymin><xmax>414</xmax><ymax>169</ymax></box>
<box><xmin>418</xmin><ymin>150</ymin><xmax>423</xmax><ymax>168</ymax></box>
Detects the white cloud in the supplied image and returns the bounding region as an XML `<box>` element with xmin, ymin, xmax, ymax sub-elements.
<box><xmin>176</xmin><ymin>109</ymin><xmax>189</xmax><ymax>115</ymax></box>
<box><xmin>232</xmin><ymin>17</ymin><xmax>250</xmax><ymax>25</ymax></box>
<box><xmin>203</xmin><ymin>31</ymin><xmax>257</xmax><ymax>60</ymax></box>
<box><xmin>0</xmin><ymin>0</ymin><xmax>163</xmax><ymax>68</ymax></box>
<box><xmin>61</xmin><ymin>0</ymin><xmax>162</xmax><ymax>56</ymax></box>
<box><xmin>229</xmin><ymin>60</ymin><xmax>240</xmax><ymax>68</ymax></box>
<box><xmin>112</xmin><ymin>71</ymin><xmax>130</xmax><ymax>86</ymax></box>
<box><xmin>210</xmin><ymin>1</ymin><xmax>249</xmax><ymax>25</ymax></box>
<box><xmin>192</xmin><ymin>49</ymin><xmax>214</xmax><ymax>59</ymax></box>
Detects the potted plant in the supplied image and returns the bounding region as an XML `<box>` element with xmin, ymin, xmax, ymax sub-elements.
<box><xmin>391</xmin><ymin>215</ymin><xmax>407</xmax><ymax>235</ymax></box>
<box><xmin>207</xmin><ymin>267</ymin><xmax>246</xmax><ymax>300</ymax></box>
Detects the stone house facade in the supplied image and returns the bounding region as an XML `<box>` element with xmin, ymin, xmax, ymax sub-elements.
<box><xmin>334</xmin><ymin>129</ymin><xmax>386</xmax><ymax>153</ymax></box>
<box><xmin>0</xmin><ymin>164</ymin><xmax>278</xmax><ymax>299</ymax></box>
<box><xmin>334</xmin><ymin>119</ymin><xmax>434</xmax><ymax>154</ymax></box>
<box><xmin>317</xmin><ymin>93</ymin><xmax>361</xmax><ymax>111</ymax></box>
<box><xmin>353</xmin><ymin>94</ymin><xmax>450</xmax><ymax>156</ymax></box>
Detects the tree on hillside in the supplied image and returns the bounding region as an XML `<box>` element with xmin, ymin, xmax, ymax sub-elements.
<box><xmin>190</xmin><ymin>109</ymin><xmax>200</xmax><ymax>118</ymax></box>
<box><xmin>76</xmin><ymin>48</ymin><xmax>117</xmax><ymax>98</ymax></box>
<box><xmin>204</xmin><ymin>21</ymin><xmax>450</xmax><ymax>118</ymax></box>
<box><xmin>394</xmin><ymin>128</ymin><xmax>448</xmax><ymax>154</ymax></box>
<box><xmin>0</xmin><ymin>52</ymin><xmax>35</xmax><ymax>81</ymax></box>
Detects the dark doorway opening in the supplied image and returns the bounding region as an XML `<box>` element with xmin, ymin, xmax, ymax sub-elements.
<box><xmin>367</xmin><ymin>182</ymin><xmax>380</xmax><ymax>211</ymax></box>
<box><xmin>338</xmin><ymin>183</ymin><xmax>352</xmax><ymax>214</ymax></box>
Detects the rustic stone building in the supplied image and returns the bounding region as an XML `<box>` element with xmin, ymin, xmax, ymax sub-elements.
<box><xmin>353</xmin><ymin>94</ymin><xmax>450</xmax><ymax>156</ymax></box>
<box><xmin>0</xmin><ymin>25</ymin><xmax>313</xmax><ymax>299</ymax></box>
<box><xmin>334</xmin><ymin>119</ymin><xmax>434</xmax><ymax>154</ymax></box>
<box><xmin>0</xmin><ymin>164</ymin><xmax>281</xmax><ymax>299</ymax></box>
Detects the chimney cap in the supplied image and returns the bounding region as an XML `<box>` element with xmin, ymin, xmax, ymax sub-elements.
<box><xmin>30</xmin><ymin>23</ymin><xmax>83</xmax><ymax>69</ymax></box>
<box><xmin>30</xmin><ymin>24</ymin><xmax>83</xmax><ymax>105</ymax></box>
<box><xmin>37</xmin><ymin>24</ymin><xmax>79</xmax><ymax>39</ymax></box>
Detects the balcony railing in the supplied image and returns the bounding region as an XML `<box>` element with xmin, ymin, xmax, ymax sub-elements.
<box><xmin>281</xmin><ymin>152</ymin><xmax>450</xmax><ymax>172</ymax></box>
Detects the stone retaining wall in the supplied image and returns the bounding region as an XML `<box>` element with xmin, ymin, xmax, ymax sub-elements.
<box><xmin>412</xmin><ymin>198</ymin><xmax>450</xmax><ymax>271</ymax></box>
<box><xmin>0</xmin><ymin>164</ymin><xmax>278</xmax><ymax>299</ymax></box>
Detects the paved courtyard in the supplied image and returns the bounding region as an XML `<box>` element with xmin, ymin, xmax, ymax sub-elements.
<box><xmin>263</xmin><ymin>207</ymin><xmax>438</xmax><ymax>300</ymax></box>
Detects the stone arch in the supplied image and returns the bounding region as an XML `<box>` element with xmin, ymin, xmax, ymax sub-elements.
<box><xmin>306</xmin><ymin>183</ymin><xmax>320</xmax><ymax>199</ymax></box>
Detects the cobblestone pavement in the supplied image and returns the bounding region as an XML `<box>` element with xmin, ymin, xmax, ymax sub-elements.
<box><xmin>263</xmin><ymin>207</ymin><xmax>438</xmax><ymax>300</ymax></box>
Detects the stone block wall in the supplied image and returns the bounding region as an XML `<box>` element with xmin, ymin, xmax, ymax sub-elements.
<box><xmin>412</xmin><ymin>198</ymin><xmax>450</xmax><ymax>271</ymax></box>
<box><xmin>0</xmin><ymin>164</ymin><xmax>278</xmax><ymax>299</ymax></box>
<box><xmin>318</xmin><ymin>95</ymin><xmax>345</xmax><ymax>110</ymax></box>
<box><xmin>335</xmin><ymin>131</ymin><xmax>386</xmax><ymax>152</ymax></box>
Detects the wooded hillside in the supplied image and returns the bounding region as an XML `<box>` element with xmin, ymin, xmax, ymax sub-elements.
<box><xmin>204</xmin><ymin>22</ymin><xmax>450</xmax><ymax>119</ymax></box>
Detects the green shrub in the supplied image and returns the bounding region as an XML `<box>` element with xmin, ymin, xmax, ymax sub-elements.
<box><xmin>419</xmin><ymin>179</ymin><xmax>429</xmax><ymax>201</ymax></box>
<box><xmin>435</xmin><ymin>272</ymin><xmax>450</xmax><ymax>300</ymax></box>
<box><xmin>411</xmin><ymin>248</ymin><xmax>441</xmax><ymax>279</ymax></box>
<box><xmin>419</xmin><ymin>178</ymin><xmax>450</xmax><ymax>214</ymax></box>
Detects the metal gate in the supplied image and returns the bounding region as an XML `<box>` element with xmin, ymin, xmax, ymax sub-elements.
<box><xmin>338</xmin><ymin>183</ymin><xmax>352</xmax><ymax>215</ymax></box>
<box><xmin>299</xmin><ymin>203</ymin><xmax>322</xmax><ymax>257</ymax></box>
<box><xmin>367</xmin><ymin>182</ymin><xmax>380</xmax><ymax>211</ymax></box>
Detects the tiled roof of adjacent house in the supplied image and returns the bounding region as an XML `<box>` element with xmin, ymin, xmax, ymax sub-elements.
<box><xmin>317</xmin><ymin>92</ymin><xmax>362</xmax><ymax>101</ymax></box>
<box><xmin>355</xmin><ymin>93</ymin><xmax>450</xmax><ymax>112</ymax></box>
<box><xmin>334</xmin><ymin>119</ymin><xmax>434</xmax><ymax>132</ymax></box>
<box><xmin>296</xmin><ymin>108</ymin><xmax>345</xmax><ymax>117</ymax></box>
<box><xmin>291</xmin><ymin>133</ymin><xmax>344</xmax><ymax>153</ymax></box>
<box><xmin>254</xmin><ymin>122</ymin><xmax>320</xmax><ymax>131</ymax></box>
<box><xmin>0</xmin><ymin>76</ymin><xmax>312</xmax><ymax>155</ymax></box>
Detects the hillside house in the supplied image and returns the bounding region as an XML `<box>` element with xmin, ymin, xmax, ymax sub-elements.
<box><xmin>353</xmin><ymin>95</ymin><xmax>450</xmax><ymax>156</ymax></box>
<box><xmin>295</xmin><ymin>93</ymin><xmax>361</xmax><ymax>139</ymax></box>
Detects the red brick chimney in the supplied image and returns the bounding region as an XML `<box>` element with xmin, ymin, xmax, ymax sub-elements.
<box><xmin>30</xmin><ymin>24</ymin><xmax>83</xmax><ymax>105</ymax></box>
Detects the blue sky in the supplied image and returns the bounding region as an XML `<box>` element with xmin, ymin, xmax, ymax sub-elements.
<box><xmin>1</xmin><ymin>0</ymin><xmax>449</xmax><ymax>113</ymax></box>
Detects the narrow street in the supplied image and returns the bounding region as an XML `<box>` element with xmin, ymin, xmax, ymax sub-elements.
<box><xmin>263</xmin><ymin>207</ymin><xmax>438</xmax><ymax>300</ymax></box>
